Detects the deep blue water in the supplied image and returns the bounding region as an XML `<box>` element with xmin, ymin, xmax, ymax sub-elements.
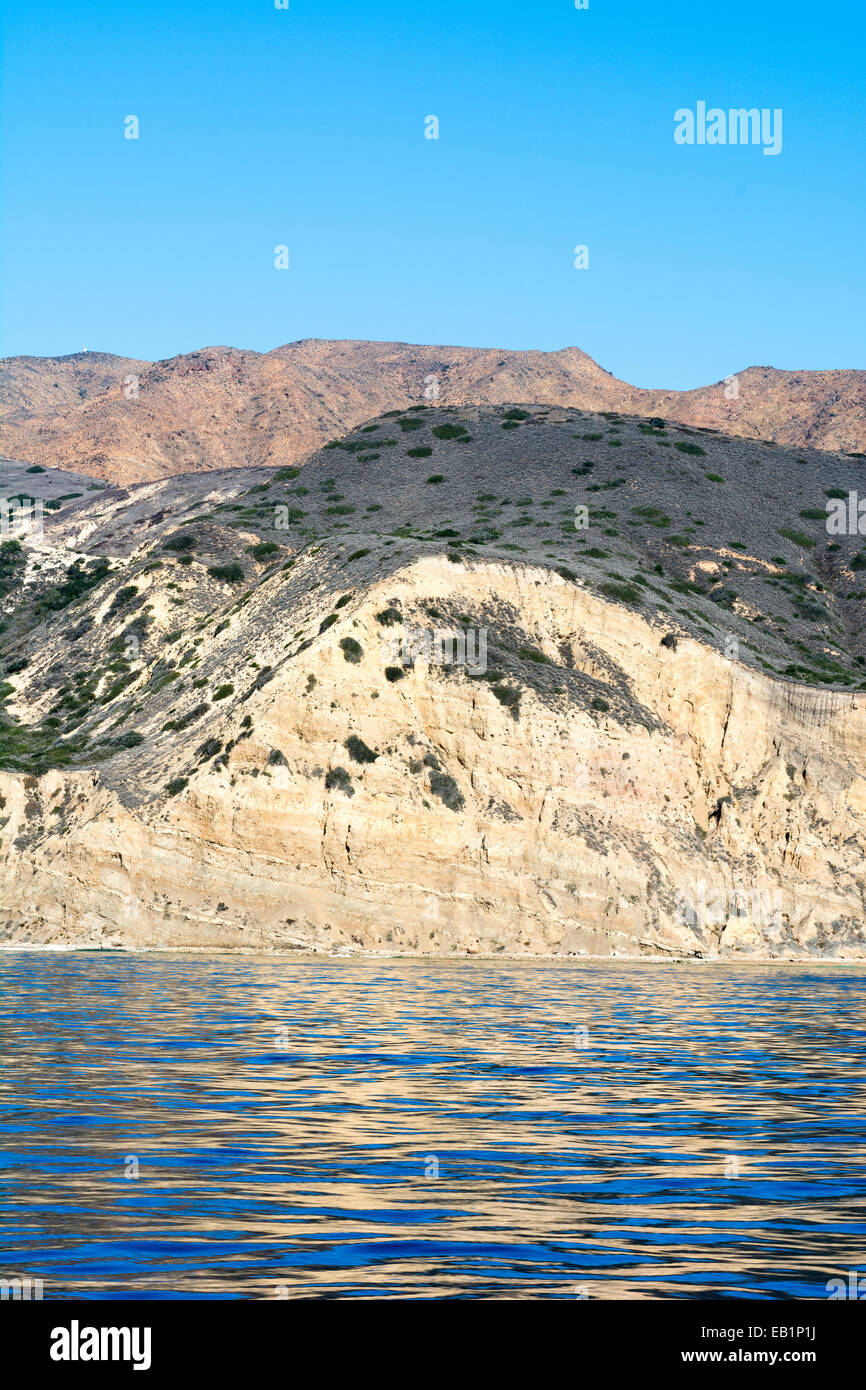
<box><xmin>0</xmin><ymin>954</ymin><xmax>864</xmax><ymax>1299</ymax></box>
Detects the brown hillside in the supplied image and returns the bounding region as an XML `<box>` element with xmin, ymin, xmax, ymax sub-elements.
<box><xmin>1</xmin><ymin>340</ymin><xmax>863</xmax><ymax>485</ymax></box>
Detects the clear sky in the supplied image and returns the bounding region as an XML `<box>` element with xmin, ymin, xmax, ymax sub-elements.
<box><xmin>1</xmin><ymin>0</ymin><xmax>863</xmax><ymax>387</ymax></box>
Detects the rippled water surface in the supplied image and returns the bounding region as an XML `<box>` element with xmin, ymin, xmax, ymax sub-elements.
<box><xmin>1</xmin><ymin>953</ymin><xmax>865</xmax><ymax>1299</ymax></box>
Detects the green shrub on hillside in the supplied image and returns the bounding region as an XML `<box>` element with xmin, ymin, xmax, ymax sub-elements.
<box><xmin>599</xmin><ymin>580</ymin><xmax>642</xmax><ymax>604</ymax></box>
<box><xmin>778</xmin><ymin>528</ymin><xmax>816</xmax><ymax>550</ymax></box>
<box><xmin>208</xmin><ymin>563</ymin><xmax>245</xmax><ymax>583</ymax></box>
<box><xmin>325</xmin><ymin>766</ymin><xmax>353</xmax><ymax>796</ymax></box>
<box><xmin>345</xmin><ymin>734</ymin><xmax>378</xmax><ymax>763</ymax></box>
<box><xmin>432</xmin><ymin>424</ymin><xmax>469</xmax><ymax>441</ymax></box>
<box><xmin>339</xmin><ymin>637</ymin><xmax>363</xmax><ymax>663</ymax></box>
<box><xmin>429</xmin><ymin>769</ymin><xmax>465</xmax><ymax>811</ymax></box>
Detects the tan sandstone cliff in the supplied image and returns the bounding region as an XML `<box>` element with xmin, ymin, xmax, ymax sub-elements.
<box><xmin>2</xmin><ymin>555</ymin><xmax>864</xmax><ymax>958</ymax></box>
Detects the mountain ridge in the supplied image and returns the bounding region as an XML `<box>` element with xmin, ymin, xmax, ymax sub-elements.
<box><xmin>2</xmin><ymin>339</ymin><xmax>864</xmax><ymax>485</ymax></box>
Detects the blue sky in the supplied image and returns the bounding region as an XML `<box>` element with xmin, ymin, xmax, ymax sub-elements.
<box><xmin>1</xmin><ymin>0</ymin><xmax>863</xmax><ymax>387</ymax></box>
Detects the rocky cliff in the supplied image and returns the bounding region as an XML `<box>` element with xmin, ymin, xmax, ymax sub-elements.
<box><xmin>1</xmin><ymin>403</ymin><xmax>865</xmax><ymax>956</ymax></box>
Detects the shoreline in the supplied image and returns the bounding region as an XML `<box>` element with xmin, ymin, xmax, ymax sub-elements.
<box><xmin>1</xmin><ymin>942</ymin><xmax>865</xmax><ymax>965</ymax></box>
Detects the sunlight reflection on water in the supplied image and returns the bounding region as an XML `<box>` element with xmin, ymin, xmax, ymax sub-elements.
<box><xmin>0</xmin><ymin>953</ymin><xmax>864</xmax><ymax>1299</ymax></box>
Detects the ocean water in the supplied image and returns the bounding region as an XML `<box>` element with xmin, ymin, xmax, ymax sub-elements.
<box><xmin>0</xmin><ymin>953</ymin><xmax>864</xmax><ymax>1300</ymax></box>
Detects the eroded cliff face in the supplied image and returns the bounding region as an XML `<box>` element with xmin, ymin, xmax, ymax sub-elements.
<box><xmin>3</xmin><ymin>556</ymin><xmax>865</xmax><ymax>958</ymax></box>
